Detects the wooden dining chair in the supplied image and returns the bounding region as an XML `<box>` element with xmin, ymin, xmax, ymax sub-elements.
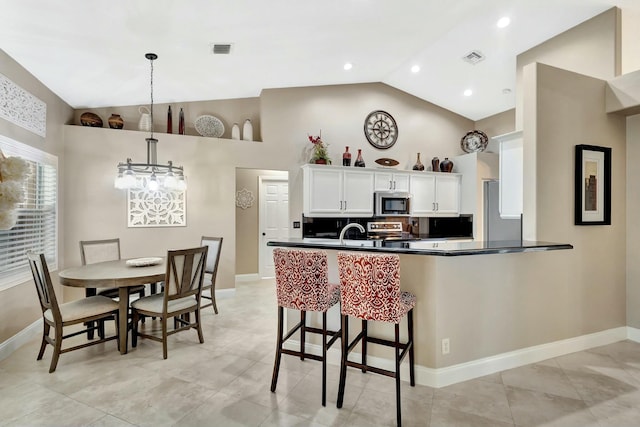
<box><xmin>130</xmin><ymin>246</ymin><xmax>208</xmax><ymax>359</ymax></box>
<box><xmin>80</xmin><ymin>238</ymin><xmax>148</xmax><ymax>337</ymax></box>
<box><xmin>200</xmin><ymin>236</ymin><xmax>223</xmax><ymax>314</ymax></box>
<box><xmin>79</xmin><ymin>238</ymin><xmax>146</xmax><ymax>300</ymax></box>
<box><xmin>27</xmin><ymin>252</ymin><xmax>120</xmax><ymax>373</ymax></box>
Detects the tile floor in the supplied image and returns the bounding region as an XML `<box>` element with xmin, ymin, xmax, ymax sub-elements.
<box><xmin>2</xmin><ymin>279</ymin><xmax>640</xmax><ymax>426</ymax></box>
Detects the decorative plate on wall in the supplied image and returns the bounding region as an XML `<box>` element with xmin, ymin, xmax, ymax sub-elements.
<box><xmin>194</xmin><ymin>115</ymin><xmax>225</xmax><ymax>137</ymax></box>
<box><xmin>460</xmin><ymin>130</ymin><xmax>489</xmax><ymax>153</ymax></box>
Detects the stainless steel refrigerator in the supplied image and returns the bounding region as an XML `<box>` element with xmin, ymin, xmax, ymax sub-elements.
<box><xmin>484</xmin><ymin>180</ymin><xmax>522</xmax><ymax>241</ymax></box>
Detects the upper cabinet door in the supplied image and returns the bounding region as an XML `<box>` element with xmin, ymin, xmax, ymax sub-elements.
<box><xmin>343</xmin><ymin>169</ymin><xmax>374</xmax><ymax>215</ymax></box>
<box><xmin>409</xmin><ymin>174</ymin><xmax>437</xmax><ymax>215</ymax></box>
<box><xmin>374</xmin><ymin>171</ymin><xmax>410</xmax><ymax>192</ymax></box>
<box><xmin>304</xmin><ymin>166</ymin><xmax>343</xmax><ymax>215</ymax></box>
<box><xmin>434</xmin><ymin>174</ymin><xmax>461</xmax><ymax>214</ymax></box>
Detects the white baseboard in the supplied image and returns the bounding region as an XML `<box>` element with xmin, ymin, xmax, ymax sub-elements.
<box><xmin>284</xmin><ymin>326</ymin><xmax>631</xmax><ymax>388</ymax></box>
<box><xmin>627</xmin><ymin>326</ymin><xmax>640</xmax><ymax>342</ymax></box>
<box><xmin>0</xmin><ymin>319</ymin><xmax>41</xmax><ymax>362</ymax></box>
<box><xmin>215</xmin><ymin>288</ymin><xmax>236</xmax><ymax>299</ymax></box>
<box><xmin>235</xmin><ymin>274</ymin><xmax>260</xmax><ymax>282</ymax></box>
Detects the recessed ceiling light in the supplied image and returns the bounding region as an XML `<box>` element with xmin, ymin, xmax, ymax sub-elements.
<box><xmin>502</xmin><ymin>88</ymin><xmax>512</xmax><ymax>94</ymax></box>
<box><xmin>343</xmin><ymin>62</ymin><xmax>353</xmax><ymax>71</ymax></box>
<box><xmin>497</xmin><ymin>16</ymin><xmax>511</xmax><ymax>28</ymax></box>
<box><xmin>464</xmin><ymin>89</ymin><xmax>473</xmax><ymax>97</ymax></box>
<box><xmin>411</xmin><ymin>65</ymin><xmax>420</xmax><ymax>73</ymax></box>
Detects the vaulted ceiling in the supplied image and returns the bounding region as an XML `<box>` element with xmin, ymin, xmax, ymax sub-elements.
<box><xmin>1</xmin><ymin>0</ymin><xmax>635</xmax><ymax>120</ymax></box>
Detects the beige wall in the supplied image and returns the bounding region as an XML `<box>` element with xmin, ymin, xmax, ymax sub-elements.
<box><xmin>621</xmin><ymin>8</ymin><xmax>640</xmax><ymax>74</ymax></box>
<box><xmin>516</xmin><ymin>7</ymin><xmax>620</xmax><ymax>129</ymax></box>
<box><xmin>475</xmin><ymin>109</ymin><xmax>515</xmax><ymax>142</ymax></box>
<box><xmin>235</xmin><ymin>168</ymin><xmax>287</xmax><ymax>275</ymax></box>
<box><xmin>404</xmin><ymin>63</ymin><xmax>627</xmax><ymax>368</ymax></box>
<box><xmin>260</xmin><ymin>83</ymin><xmax>474</xmax><ymax>238</ymax></box>
<box><xmin>0</xmin><ymin>49</ymin><xmax>74</xmax><ymax>342</ymax></box>
<box><xmin>627</xmin><ymin>114</ymin><xmax>640</xmax><ymax>328</ymax></box>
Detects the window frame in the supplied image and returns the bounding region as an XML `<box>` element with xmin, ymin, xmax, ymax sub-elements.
<box><xmin>0</xmin><ymin>134</ymin><xmax>58</xmax><ymax>291</ymax></box>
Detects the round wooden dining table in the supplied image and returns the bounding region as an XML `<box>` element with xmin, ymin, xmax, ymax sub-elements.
<box><xmin>58</xmin><ymin>258</ymin><xmax>166</xmax><ymax>354</ymax></box>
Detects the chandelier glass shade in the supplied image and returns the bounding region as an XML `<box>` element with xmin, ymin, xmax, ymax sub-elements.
<box><xmin>114</xmin><ymin>53</ymin><xmax>186</xmax><ymax>191</ymax></box>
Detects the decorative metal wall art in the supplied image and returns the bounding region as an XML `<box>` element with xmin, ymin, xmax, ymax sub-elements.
<box><xmin>0</xmin><ymin>73</ymin><xmax>47</xmax><ymax>137</ymax></box>
<box><xmin>236</xmin><ymin>188</ymin><xmax>254</xmax><ymax>209</ymax></box>
<box><xmin>128</xmin><ymin>181</ymin><xmax>186</xmax><ymax>227</ymax></box>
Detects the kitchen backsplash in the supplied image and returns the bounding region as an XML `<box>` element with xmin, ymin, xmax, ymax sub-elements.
<box><xmin>302</xmin><ymin>215</ymin><xmax>473</xmax><ymax>239</ymax></box>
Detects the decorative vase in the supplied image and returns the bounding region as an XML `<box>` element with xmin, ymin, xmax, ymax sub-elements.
<box><xmin>412</xmin><ymin>153</ymin><xmax>424</xmax><ymax>171</ymax></box>
<box><xmin>108</xmin><ymin>114</ymin><xmax>124</xmax><ymax>129</ymax></box>
<box><xmin>138</xmin><ymin>106</ymin><xmax>151</xmax><ymax>131</ymax></box>
<box><xmin>178</xmin><ymin>108</ymin><xmax>185</xmax><ymax>135</ymax></box>
<box><xmin>440</xmin><ymin>157</ymin><xmax>454</xmax><ymax>172</ymax></box>
<box><xmin>231</xmin><ymin>123</ymin><xmax>240</xmax><ymax>140</ymax></box>
<box><xmin>431</xmin><ymin>157</ymin><xmax>440</xmax><ymax>172</ymax></box>
<box><xmin>354</xmin><ymin>149</ymin><xmax>365</xmax><ymax>167</ymax></box>
<box><xmin>315</xmin><ymin>159</ymin><xmax>327</xmax><ymax>165</ymax></box>
<box><xmin>242</xmin><ymin>119</ymin><xmax>253</xmax><ymax>141</ymax></box>
<box><xmin>80</xmin><ymin>112</ymin><xmax>103</xmax><ymax>127</ymax></box>
<box><xmin>167</xmin><ymin>106</ymin><xmax>173</xmax><ymax>133</ymax></box>
<box><xmin>343</xmin><ymin>146</ymin><xmax>352</xmax><ymax>166</ymax></box>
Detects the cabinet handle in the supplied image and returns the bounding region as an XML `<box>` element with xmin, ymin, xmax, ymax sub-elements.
<box><xmin>340</xmin><ymin>201</ymin><xmax>343</xmax><ymax>210</ymax></box>
<box><xmin>344</xmin><ymin>200</ymin><xmax>347</xmax><ymax>210</ymax></box>
<box><xmin>389</xmin><ymin>180</ymin><xmax>393</xmax><ymax>190</ymax></box>
<box><xmin>432</xmin><ymin>202</ymin><xmax>435</xmax><ymax>211</ymax></box>
<box><xmin>393</xmin><ymin>181</ymin><xmax>396</xmax><ymax>190</ymax></box>
<box><xmin>436</xmin><ymin>202</ymin><xmax>439</xmax><ymax>211</ymax></box>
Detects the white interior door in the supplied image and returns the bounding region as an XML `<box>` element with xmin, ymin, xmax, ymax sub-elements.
<box><xmin>259</xmin><ymin>177</ymin><xmax>289</xmax><ymax>278</ymax></box>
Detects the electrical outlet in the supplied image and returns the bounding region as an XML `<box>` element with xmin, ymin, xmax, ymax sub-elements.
<box><xmin>441</xmin><ymin>338</ymin><xmax>450</xmax><ymax>355</ymax></box>
<box><xmin>293</xmin><ymin>221</ymin><xmax>301</xmax><ymax>229</ymax></box>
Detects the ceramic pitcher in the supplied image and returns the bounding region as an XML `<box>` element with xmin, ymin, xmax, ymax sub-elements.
<box><xmin>138</xmin><ymin>106</ymin><xmax>151</xmax><ymax>132</ymax></box>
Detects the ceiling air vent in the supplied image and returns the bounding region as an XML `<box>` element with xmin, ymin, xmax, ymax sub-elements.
<box><xmin>211</xmin><ymin>43</ymin><xmax>232</xmax><ymax>55</ymax></box>
<box><xmin>462</xmin><ymin>50</ymin><xmax>485</xmax><ymax>65</ymax></box>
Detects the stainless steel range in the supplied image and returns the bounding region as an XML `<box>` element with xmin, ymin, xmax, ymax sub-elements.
<box><xmin>366</xmin><ymin>221</ymin><xmax>419</xmax><ymax>241</ymax></box>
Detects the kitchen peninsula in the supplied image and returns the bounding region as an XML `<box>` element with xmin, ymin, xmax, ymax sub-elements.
<box><xmin>267</xmin><ymin>237</ymin><xmax>574</xmax><ymax>387</ymax></box>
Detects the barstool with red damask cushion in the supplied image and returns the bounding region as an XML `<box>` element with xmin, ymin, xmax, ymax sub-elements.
<box><xmin>271</xmin><ymin>248</ymin><xmax>341</xmax><ymax>407</ymax></box>
<box><xmin>336</xmin><ymin>251</ymin><xmax>416</xmax><ymax>427</ymax></box>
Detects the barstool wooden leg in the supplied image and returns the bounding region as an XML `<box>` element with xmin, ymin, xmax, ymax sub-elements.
<box><xmin>395</xmin><ymin>323</ymin><xmax>402</xmax><ymax>427</ymax></box>
<box><xmin>337</xmin><ymin>314</ymin><xmax>349</xmax><ymax>409</ymax></box>
<box><xmin>408</xmin><ymin>309</ymin><xmax>415</xmax><ymax>386</ymax></box>
<box><xmin>300</xmin><ymin>311</ymin><xmax>306</xmax><ymax>361</ymax></box>
<box><xmin>322</xmin><ymin>311</ymin><xmax>328</xmax><ymax>406</ymax></box>
<box><xmin>271</xmin><ymin>307</ymin><xmax>284</xmax><ymax>392</ymax></box>
<box><xmin>361</xmin><ymin>319</ymin><xmax>368</xmax><ymax>373</ymax></box>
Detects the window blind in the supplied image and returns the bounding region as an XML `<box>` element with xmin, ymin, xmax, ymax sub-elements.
<box><xmin>0</xmin><ymin>135</ymin><xmax>58</xmax><ymax>290</ymax></box>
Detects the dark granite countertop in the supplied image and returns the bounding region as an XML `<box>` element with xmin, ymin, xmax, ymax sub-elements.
<box><xmin>267</xmin><ymin>238</ymin><xmax>573</xmax><ymax>256</ymax></box>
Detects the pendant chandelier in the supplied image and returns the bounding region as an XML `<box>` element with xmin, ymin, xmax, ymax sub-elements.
<box><xmin>114</xmin><ymin>53</ymin><xmax>186</xmax><ymax>191</ymax></box>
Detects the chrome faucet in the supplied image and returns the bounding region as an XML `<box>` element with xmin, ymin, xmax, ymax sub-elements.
<box><xmin>339</xmin><ymin>223</ymin><xmax>366</xmax><ymax>244</ymax></box>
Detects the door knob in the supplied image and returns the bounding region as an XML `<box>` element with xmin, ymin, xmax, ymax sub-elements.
<box><xmin>262</xmin><ymin>232</ymin><xmax>266</xmax><ymax>236</ymax></box>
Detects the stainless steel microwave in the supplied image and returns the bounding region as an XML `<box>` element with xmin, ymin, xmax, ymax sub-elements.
<box><xmin>374</xmin><ymin>191</ymin><xmax>412</xmax><ymax>216</ymax></box>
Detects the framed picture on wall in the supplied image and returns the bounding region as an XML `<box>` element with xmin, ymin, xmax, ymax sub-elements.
<box><xmin>574</xmin><ymin>144</ymin><xmax>611</xmax><ymax>225</ymax></box>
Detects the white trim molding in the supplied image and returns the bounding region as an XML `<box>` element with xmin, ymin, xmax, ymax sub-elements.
<box><xmin>235</xmin><ymin>273</ymin><xmax>260</xmax><ymax>282</ymax></box>
<box><xmin>0</xmin><ymin>318</ymin><xmax>41</xmax><ymax>362</ymax></box>
<box><xmin>285</xmin><ymin>326</ymin><xmax>631</xmax><ymax>388</ymax></box>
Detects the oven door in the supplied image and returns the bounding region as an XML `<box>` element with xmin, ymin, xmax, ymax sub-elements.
<box><xmin>375</xmin><ymin>192</ymin><xmax>411</xmax><ymax>216</ymax></box>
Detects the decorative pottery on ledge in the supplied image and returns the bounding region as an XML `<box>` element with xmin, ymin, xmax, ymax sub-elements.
<box><xmin>80</xmin><ymin>112</ymin><xmax>103</xmax><ymax>127</ymax></box>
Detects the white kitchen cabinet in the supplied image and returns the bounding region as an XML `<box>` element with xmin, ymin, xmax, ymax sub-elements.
<box><xmin>409</xmin><ymin>172</ymin><xmax>461</xmax><ymax>216</ymax></box>
<box><xmin>374</xmin><ymin>171</ymin><xmax>410</xmax><ymax>192</ymax></box>
<box><xmin>302</xmin><ymin>165</ymin><xmax>374</xmax><ymax>217</ymax></box>
<box><xmin>494</xmin><ymin>131</ymin><xmax>523</xmax><ymax>219</ymax></box>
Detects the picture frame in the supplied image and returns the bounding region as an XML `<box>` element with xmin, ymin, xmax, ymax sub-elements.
<box><xmin>574</xmin><ymin>144</ymin><xmax>611</xmax><ymax>225</ymax></box>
